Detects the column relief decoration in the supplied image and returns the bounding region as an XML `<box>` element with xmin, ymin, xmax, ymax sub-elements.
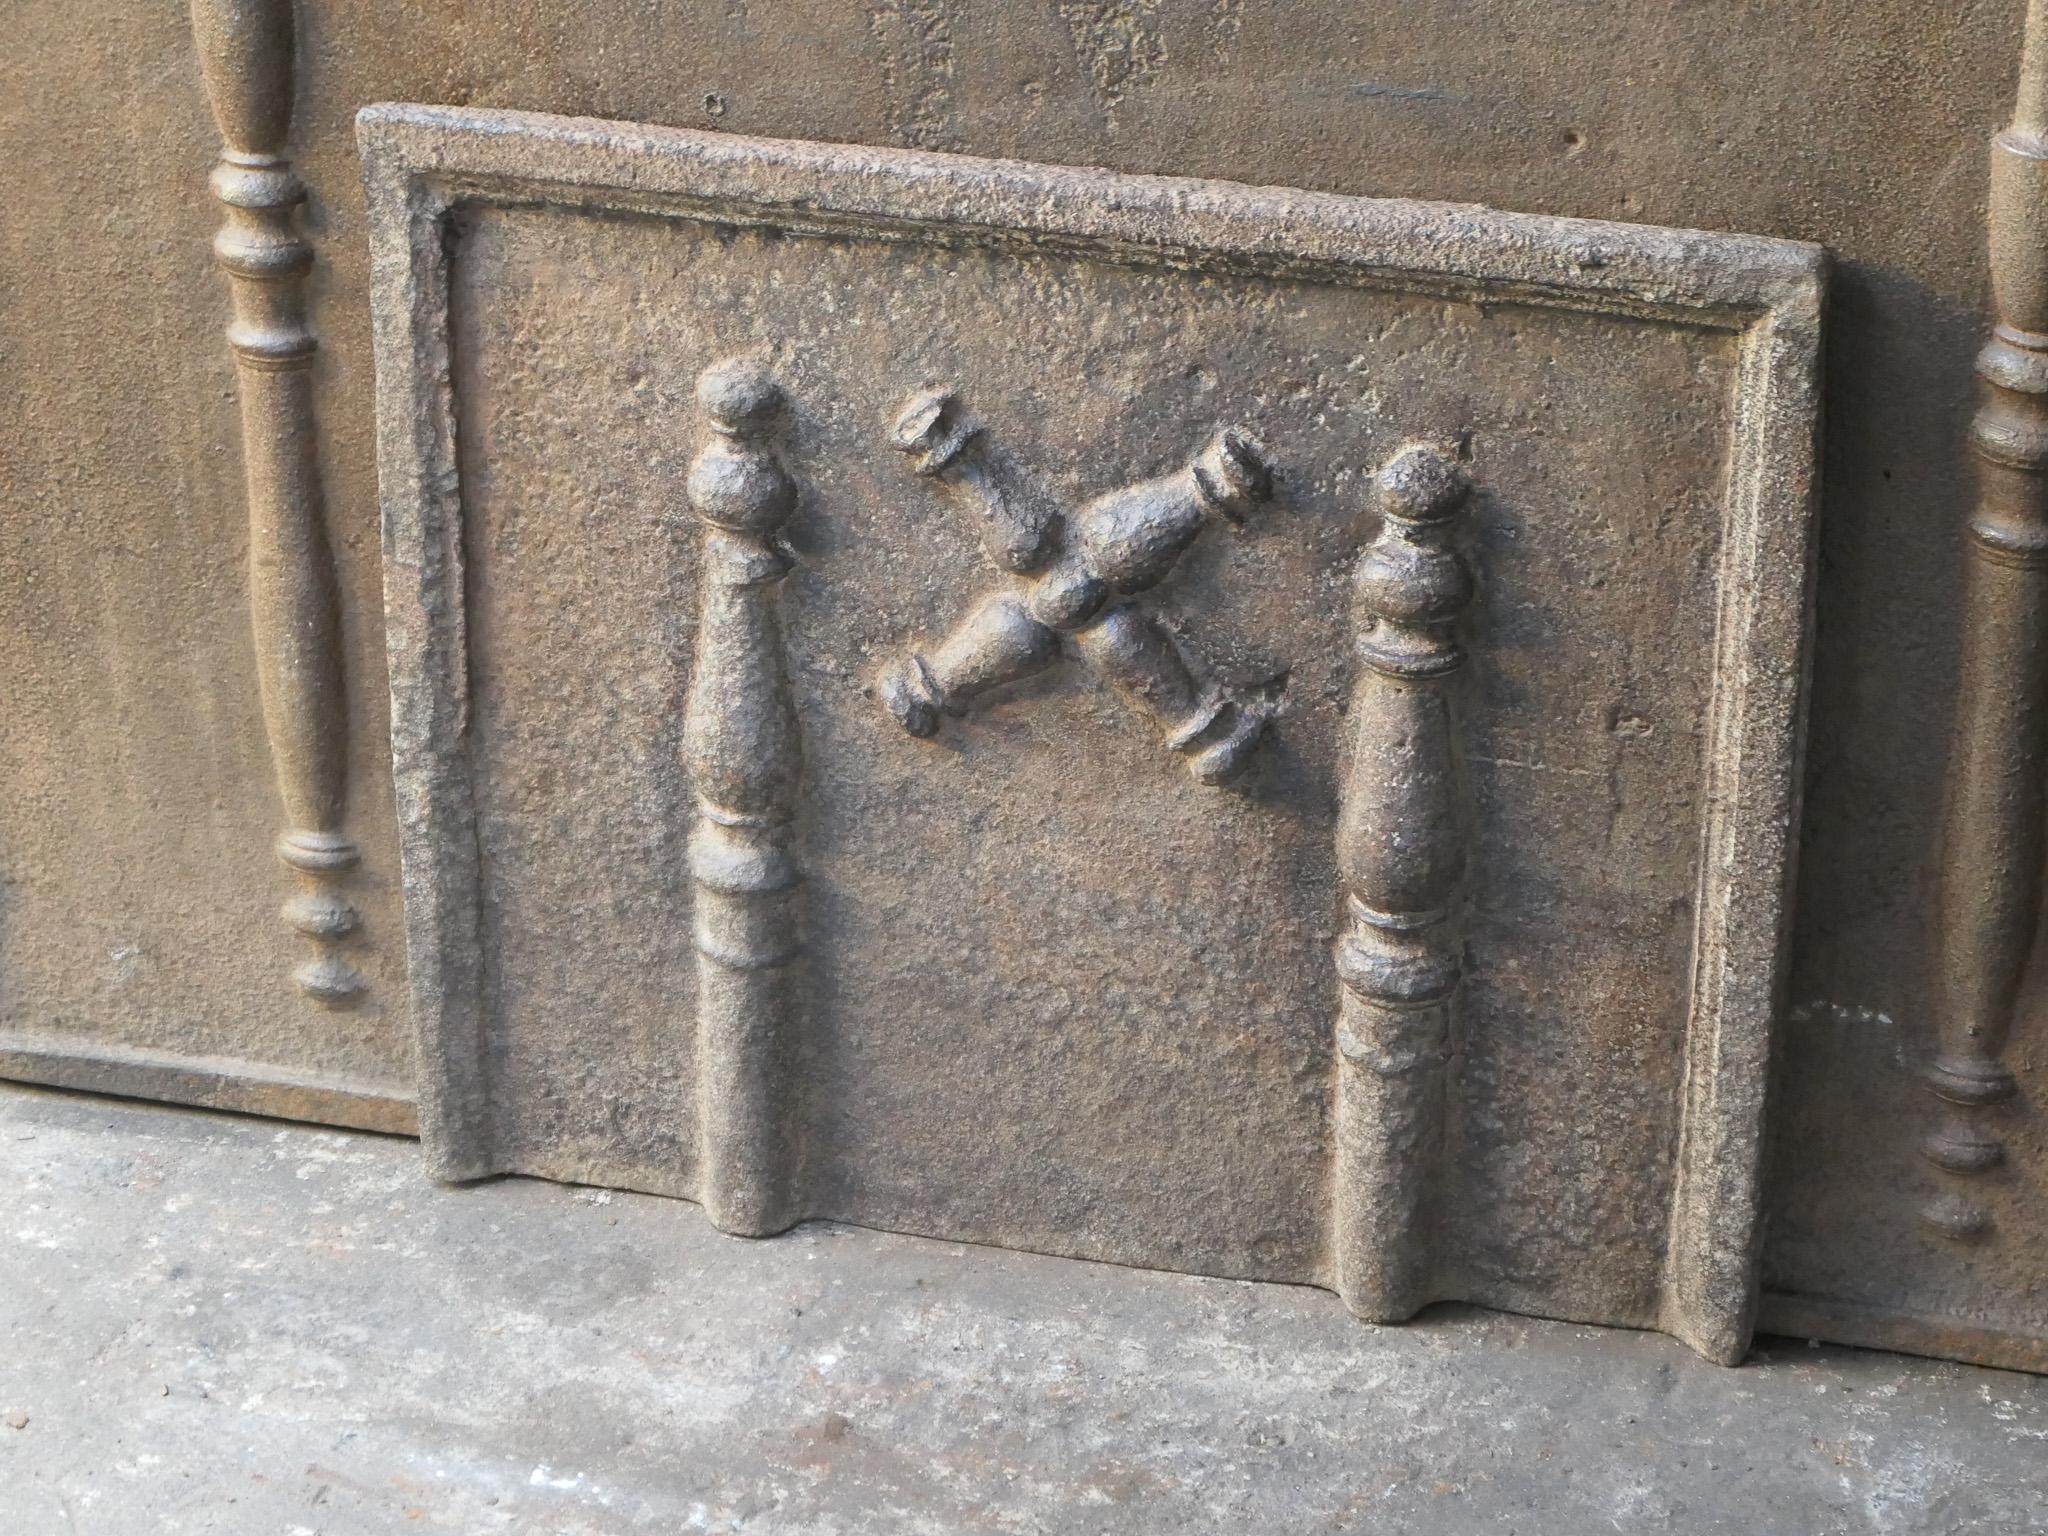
<box><xmin>682</xmin><ymin>358</ymin><xmax>806</xmax><ymax>1237</ymax></box>
<box><xmin>190</xmin><ymin>0</ymin><xmax>361</xmax><ymax>1003</ymax></box>
<box><xmin>1924</xmin><ymin>0</ymin><xmax>2048</xmax><ymax>1240</ymax></box>
<box><xmin>1331</xmin><ymin>444</ymin><xmax>1474</xmax><ymax>1320</ymax></box>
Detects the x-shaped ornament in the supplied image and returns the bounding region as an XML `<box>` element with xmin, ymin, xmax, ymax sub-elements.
<box><xmin>877</xmin><ymin>390</ymin><xmax>1282</xmax><ymax>785</ymax></box>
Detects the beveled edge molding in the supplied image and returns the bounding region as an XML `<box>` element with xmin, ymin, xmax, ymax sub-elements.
<box><xmin>0</xmin><ymin>1033</ymin><xmax>416</xmax><ymax>1137</ymax></box>
<box><xmin>1332</xmin><ymin>444</ymin><xmax>1473</xmax><ymax>1325</ymax></box>
<box><xmin>355</xmin><ymin>104</ymin><xmax>1825</xmax><ymax>327</ymax></box>
<box><xmin>357</xmin><ymin>107</ymin><xmax>1824</xmax><ymax>1363</ymax></box>
<box><xmin>1922</xmin><ymin>0</ymin><xmax>2048</xmax><ymax>1243</ymax></box>
<box><xmin>190</xmin><ymin>0</ymin><xmax>363</xmax><ymax>1006</ymax></box>
<box><xmin>1757</xmin><ymin>1290</ymin><xmax>2048</xmax><ymax>1377</ymax></box>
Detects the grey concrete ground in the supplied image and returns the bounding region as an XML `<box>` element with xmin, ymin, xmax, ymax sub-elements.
<box><xmin>1</xmin><ymin>1086</ymin><xmax>2043</xmax><ymax>1536</ymax></box>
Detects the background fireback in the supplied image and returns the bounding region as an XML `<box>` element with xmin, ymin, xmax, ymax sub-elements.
<box><xmin>0</xmin><ymin>0</ymin><xmax>2038</xmax><ymax>1369</ymax></box>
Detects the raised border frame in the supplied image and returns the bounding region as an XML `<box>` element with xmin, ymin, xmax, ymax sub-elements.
<box><xmin>358</xmin><ymin>102</ymin><xmax>1825</xmax><ymax>1364</ymax></box>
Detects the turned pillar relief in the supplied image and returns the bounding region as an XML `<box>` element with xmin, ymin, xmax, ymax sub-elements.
<box><xmin>879</xmin><ymin>390</ymin><xmax>1283</xmax><ymax>784</ymax></box>
<box><xmin>1924</xmin><ymin>0</ymin><xmax>2048</xmax><ymax>1241</ymax></box>
<box><xmin>190</xmin><ymin>0</ymin><xmax>360</xmax><ymax>1004</ymax></box>
<box><xmin>682</xmin><ymin>358</ymin><xmax>806</xmax><ymax>1238</ymax></box>
<box><xmin>1331</xmin><ymin>444</ymin><xmax>1474</xmax><ymax>1321</ymax></box>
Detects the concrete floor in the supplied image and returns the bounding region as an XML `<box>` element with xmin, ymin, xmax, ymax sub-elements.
<box><xmin>2</xmin><ymin>1088</ymin><xmax>2044</xmax><ymax>1536</ymax></box>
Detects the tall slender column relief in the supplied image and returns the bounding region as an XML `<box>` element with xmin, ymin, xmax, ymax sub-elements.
<box><xmin>682</xmin><ymin>358</ymin><xmax>805</xmax><ymax>1237</ymax></box>
<box><xmin>1923</xmin><ymin>0</ymin><xmax>2048</xmax><ymax>1241</ymax></box>
<box><xmin>190</xmin><ymin>0</ymin><xmax>360</xmax><ymax>1003</ymax></box>
<box><xmin>1331</xmin><ymin>444</ymin><xmax>1474</xmax><ymax>1320</ymax></box>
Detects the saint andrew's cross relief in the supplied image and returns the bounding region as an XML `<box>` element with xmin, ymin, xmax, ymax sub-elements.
<box><xmin>875</xmin><ymin>389</ymin><xmax>1287</xmax><ymax>785</ymax></box>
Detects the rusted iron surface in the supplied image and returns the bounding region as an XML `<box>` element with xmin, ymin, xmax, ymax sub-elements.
<box><xmin>0</xmin><ymin>0</ymin><xmax>2039</xmax><ymax>1371</ymax></box>
<box><xmin>361</xmin><ymin>106</ymin><xmax>1819</xmax><ymax>1363</ymax></box>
